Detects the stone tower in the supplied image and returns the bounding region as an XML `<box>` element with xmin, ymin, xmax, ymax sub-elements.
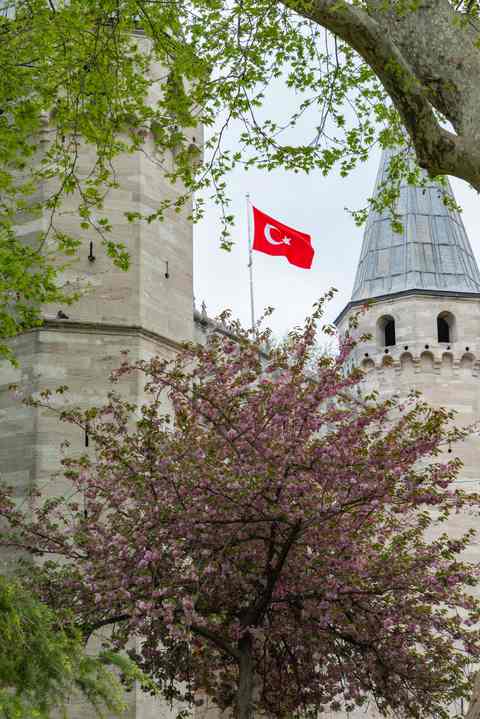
<box><xmin>335</xmin><ymin>148</ymin><xmax>480</xmax><ymax>569</ymax></box>
<box><xmin>0</xmin><ymin>133</ymin><xmax>196</xmax><ymax>487</ymax></box>
<box><xmin>0</xmin><ymin>75</ymin><xmax>198</xmax><ymax>719</ymax></box>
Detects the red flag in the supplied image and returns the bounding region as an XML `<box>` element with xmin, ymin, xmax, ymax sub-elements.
<box><xmin>252</xmin><ymin>206</ymin><xmax>314</xmax><ymax>269</ymax></box>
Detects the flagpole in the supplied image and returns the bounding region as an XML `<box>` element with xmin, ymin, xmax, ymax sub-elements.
<box><xmin>246</xmin><ymin>193</ymin><xmax>255</xmax><ymax>331</ymax></box>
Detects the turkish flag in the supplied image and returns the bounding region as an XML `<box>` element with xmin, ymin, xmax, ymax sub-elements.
<box><xmin>252</xmin><ymin>206</ymin><xmax>314</xmax><ymax>269</ymax></box>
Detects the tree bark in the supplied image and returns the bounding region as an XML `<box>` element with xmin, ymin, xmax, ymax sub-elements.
<box><xmin>466</xmin><ymin>673</ymin><xmax>480</xmax><ymax>719</ymax></box>
<box><xmin>237</xmin><ymin>634</ymin><xmax>255</xmax><ymax>719</ymax></box>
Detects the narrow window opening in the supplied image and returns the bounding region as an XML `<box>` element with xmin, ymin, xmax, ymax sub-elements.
<box><xmin>437</xmin><ymin>317</ymin><xmax>450</xmax><ymax>343</ymax></box>
<box><xmin>377</xmin><ymin>315</ymin><xmax>396</xmax><ymax>348</ymax></box>
<box><xmin>384</xmin><ymin>320</ymin><xmax>396</xmax><ymax>347</ymax></box>
<box><xmin>437</xmin><ymin>312</ymin><xmax>455</xmax><ymax>343</ymax></box>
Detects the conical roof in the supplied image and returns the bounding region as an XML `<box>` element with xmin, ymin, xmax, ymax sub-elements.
<box><xmin>350</xmin><ymin>149</ymin><xmax>480</xmax><ymax>301</ymax></box>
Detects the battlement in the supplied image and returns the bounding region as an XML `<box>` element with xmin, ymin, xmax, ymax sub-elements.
<box><xmin>337</xmin><ymin>291</ymin><xmax>480</xmax><ymax>385</ymax></box>
<box><xmin>358</xmin><ymin>345</ymin><xmax>479</xmax><ymax>376</ymax></box>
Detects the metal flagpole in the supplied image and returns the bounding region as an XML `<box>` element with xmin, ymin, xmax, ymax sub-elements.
<box><xmin>246</xmin><ymin>193</ymin><xmax>255</xmax><ymax>331</ymax></box>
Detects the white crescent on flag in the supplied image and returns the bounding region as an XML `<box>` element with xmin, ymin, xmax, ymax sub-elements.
<box><xmin>264</xmin><ymin>223</ymin><xmax>290</xmax><ymax>246</ymax></box>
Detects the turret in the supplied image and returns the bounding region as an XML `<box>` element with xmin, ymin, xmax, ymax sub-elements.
<box><xmin>336</xmin><ymin>148</ymin><xmax>480</xmax><ymax>375</ymax></box>
<box><xmin>335</xmin><ymin>147</ymin><xmax>480</xmax><ymax>542</ymax></box>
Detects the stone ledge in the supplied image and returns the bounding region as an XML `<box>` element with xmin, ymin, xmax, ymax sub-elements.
<box><xmin>32</xmin><ymin>319</ymin><xmax>185</xmax><ymax>352</ymax></box>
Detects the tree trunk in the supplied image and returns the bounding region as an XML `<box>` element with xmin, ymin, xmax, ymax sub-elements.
<box><xmin>237</xmin><ymin>634</ymin><xmax>255</xmax><ymax>719</ymax></box>
<box><xmin>466</xmin><ymin>673</ymin><xmax>480</xmax><ymax>719</ymax></box>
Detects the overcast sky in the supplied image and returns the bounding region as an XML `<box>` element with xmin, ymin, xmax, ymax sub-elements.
<box><xmin>193</xmin><ymin>147</ymin><xmax>480</xmax><ymax>341</ymax></box>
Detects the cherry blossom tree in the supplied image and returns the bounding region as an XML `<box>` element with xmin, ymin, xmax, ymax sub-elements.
<box><xmin>1</xmin><ymin>300</ymin><xmax>480</xmax><ymax>719</ymax></box>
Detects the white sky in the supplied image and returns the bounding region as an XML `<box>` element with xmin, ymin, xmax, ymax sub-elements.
<box><xmin>193</xmin><ymin>148</ymin><xmax>480</xmax><ymax>340</ymax></box>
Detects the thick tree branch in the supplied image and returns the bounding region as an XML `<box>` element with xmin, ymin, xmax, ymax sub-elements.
<box><xmin>191</xmin><ymin>623</ymin><xmax>241</xmax><ymax>662</ymax></box>
<box><xmin>85</xmin><ymin>613</ymin><xmax>131</xmax><ymax>636</ymax></box>
<box><xmin>283</xmin><ymin>0</ymin><xmax>480</xmax><ymax>190</ymax></box>
<box><xmin>246</xmin><ymin>520</ymin><xmax>302</xmax><ymax>626</ymax></box>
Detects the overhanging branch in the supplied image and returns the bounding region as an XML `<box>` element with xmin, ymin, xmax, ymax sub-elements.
<box><xmin>281</xmin><ymin>0</ymin><xmax>480</xmax><ymax>190</ymax></box>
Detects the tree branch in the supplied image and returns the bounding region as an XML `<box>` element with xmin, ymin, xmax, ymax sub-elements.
<box><xmin>283</xmin><ymin>0</ymin><xmax>480</xmax><ymax>190</ymax></box>
<box><xmin>246</xmin><ymin>520</ymin><xmax>302</xmax><ymax>626</ymax></box>
<box><xmin>191</xmin><ymin>623</ymin><xmax>241</xmax><ymax>662</ymax></box>
<box><xmin>85</xmin><ymin>613</ymin><xmax>131</xmax><ymax>636</ymax></box>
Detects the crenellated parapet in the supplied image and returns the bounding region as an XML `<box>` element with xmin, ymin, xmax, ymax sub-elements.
<box><xmin>359</xmin><ymin>346</ymin><xmax>480</xmax><ymax>377</ymax></box>
<box><xmin>336</xmin><ymin>291</ymin><xmax>480</xmax><ymax>384</ymax></box>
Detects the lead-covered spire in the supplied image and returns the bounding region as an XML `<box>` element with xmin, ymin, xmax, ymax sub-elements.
<box><xmin>350</xmin><ymin>149</ymin><xmax>480</xmax><ymax>301</ymax></box>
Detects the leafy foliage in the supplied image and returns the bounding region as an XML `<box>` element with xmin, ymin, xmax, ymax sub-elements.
<box><xmin>3</xmin><ymin>0</ymin><xmax>475</xmax><ymax>359</ymax></box>
<box><xmin>1</xmin><ymin>299</ymin><xmax>480</xmax><ymax>719</ymax></box>
<box><xmin>0</xmin><ymin>574</ymin><xmax>146</xmax><ymax>718</ymax></box>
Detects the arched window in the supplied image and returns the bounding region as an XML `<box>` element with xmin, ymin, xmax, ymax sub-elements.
<box><xmin>437</xmin><ymin>317</ymin><xmax>449</xmax><ymax>343</ymax></box>
<box><xmin>385</xmin><ymin>319</ymin><xmax>396</xmax><ymax>347</ymax></box>
<box><xmin>377</xmin><ymin>315</ymin><xmax>396</xmax><ymax>347</ymax></box>
<box><xmin>437</xmin><ymin>312</ymin><xmax>455</xmax><ymax>343</ymax></box>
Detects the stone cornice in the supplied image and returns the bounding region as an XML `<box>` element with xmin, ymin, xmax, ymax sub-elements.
<box><xmin>39</xmin><ymin>319</ymin><xmax>185</xmax><ymax>352</ymax></box>
<box><xmin>19</xmin><ymin>313</ymin><xmax>241</xmax><ymax>350</ymax></box>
